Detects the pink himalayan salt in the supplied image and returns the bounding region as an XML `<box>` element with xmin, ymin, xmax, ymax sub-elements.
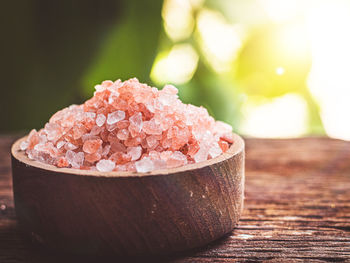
<box><xmin>21</xmin><ymin>78</ymin><xmax>233</xmax><ymax>173</ymax></box>
<box><xmin>127</xmin><ymin>146</ymin><xmax>142</xmax><ymax>161</ymax></box>
<box><xmin>96</xmin><ymin>114</ymin><xmax>106</xmax><ymax>127</ymax></box>
<box><xmin>83</xmin><ymin>139</ymin><xmax>102</xmax><ymax>154</ymax></box>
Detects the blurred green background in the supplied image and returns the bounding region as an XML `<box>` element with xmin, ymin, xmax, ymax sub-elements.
<box><xmin>1</xmin><ymin>0</ymin><xmax>350</xmax><ymax>140</ymax></box>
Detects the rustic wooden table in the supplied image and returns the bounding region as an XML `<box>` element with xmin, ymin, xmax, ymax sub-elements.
<box><xmin>0</xmin><ymin>135</ymin><xmax>349</xmax><ymax>262</ymax></box>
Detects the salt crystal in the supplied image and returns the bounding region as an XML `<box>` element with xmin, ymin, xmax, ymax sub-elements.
<box><xmin>90</xmin><ymin>125</ymin><xmax>103</xmax><ymax>135</ymax></box>
<box><xmin>20</xmin><ymin>141</ymin><xmax>29</xmax><ymax>151</ymax></box>
<box><xmin>96</xmin><ymin>159</ymin><xmax>115</xmax><ymax>172</ymax></box>
<box><xmin>152</xmin><ymin>159</ymin><xmax>167</xmax><ymax>170</ymax></box>
<box><xmin>117</xmin><ymin>129</ymin><xmax>129</xmax><ymax>140</ymax></box>
<box><xmin>162</xmin><ymin>84</ymin><xmax>178</xmax><ymax>95</ymax></box>
<box><xmin>85</xmin><ymin>112</ymin><xmax>96</xmax><ymax>119</ymax></box>
<box><xmin>83</xmin><ymin>139</ymin><xmax>102</xmax><ymax>154</ymax></box>
<box><xmin>107</xmin><ymin>111</ymin><xmax>125</xmax><ymax>125</ymax></box>
<box><xmin>66</xmin><ymin>150</ymin><xmax>84</xmax><ymax>168</ymax></box>
<box><xmin>127</xmin><ymin>146</ymin><xmax>142</xmax><ymax>161</ymax></box>
<box><xmin>111</xmin><ymin>142</ymin><xmax>127</xmax><ymax>153</ymax></box>
<box><xmin>96</xmin><ymin>114</ymin><xmax>106</xmax><ymax>127</ymax></box>
<box><xmin>85</xmin><ymin>152</ymin><xmax>101</xmax><ymax>163</ymax></box>
<box><xmin>220</xmin><ymin>132</ymin><xmax>234</xmax><ymax>143</ymax></box>
<box><xmin>65</xmin><ymin>142</ymin><xmax>78</xmax><ymax>151</ymax></box>
<box><xmin>208</xmin><ymin>142</ymin><xmax>222</xmax><ymax>158</ymax></box>
<box><xmin>193</xmin><ymin>146</ymin><xmax>209</xmax><ymax>163</ymax></box>
<box><xmin>21</xmin><ymin>78</ymin><xmax>233</xmax><ymax>173</ymax></box>
<box><xmin>39</xmin><ymin>135</ymin><xmax>47</xmax><ymax>144</ymax></box>
<box><xmin>75</xmin><ymin>152</ymin><xmax>84</xmax><ymax>168</ymax></box>
<box><xmin>143</xmin><ymin>119</ymin><xmax>162</xmax><ymax>135</ymax></box>
<box><xmin>102</xmin><ymin>144</ymin><xmax>111</xmax><ymax>156</ymax></box>
<box><xmin>146</xmin><ymin>135</ymin><xmax>159</xmax><ymax>148</ymax></box>
<box><xmin>56</xmin><ymin>141</ymin><xmax>65</xmax><ymax>149</ymax></box>
<box><xmin>167</xmin><ymin>151</ymin><xmax>188</xmax><ymax>168</ymax></box>
<box><xmin>135</xmin><ymin>158</ymin><xmax>154</xmax><ymax>173</ymax></box>
<box><xmin>94</xmin><ymin>84</ymin><xmax>105</xmax><ymax>92</ymax></box>
<box><xmin>45</xmin><ymin>123</ymin><xmax>62</xmax><ymax>141</ymax></box>
<box><xmin>129</xmin><ymin>112</ymin><xmax>143</xmax><ymax>132</ymax></box>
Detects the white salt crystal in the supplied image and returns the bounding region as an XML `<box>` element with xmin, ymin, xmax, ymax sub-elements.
<box><xmin>194</xmin><ymin>146</ymin><xmax>209</xmax><ymax>163</ymax></box>
<box><xmin>102</xmin><ymin>144</ymin><xmax>111</xmax><ymax>156</ymax></box>
<box><xmin>44</xmin><ymin>123</ymin><xmax>60</xmax><ymax>141</ymax></box>
<box><xmin>56</xmin><ymin>141</ymin><xmax>65</xmax><ymax>149</ymax></box>
<box><xmin>106</xmin><ymin>123</ymin><xmax>118</xmax><ymax>132</ymax></box>
<box><xmin>208</xmin><ymin>142</ymin><xmax>222</xmax><ymax>158</ymax></box>
<box><xmin>127</xmin><ymin>146</ymin><xmax>142</xmax><ymax>161</ymax></box>
<box><xmin>129</xmin><ymin>112</ymin><xmax>143</xmax><ymax>132</ymax></box>
<box><xmin>27</xmin><ymin>150</ymin><xmax>35</xmax><ymax>160</ymax></box>
<box><xmin>85</xmin><ymin>112</ymin><xmax>96</xmax><ymax>119</ymax></box>
<box><xmin>90</xmin><ymin>125</ymin><xmax>102</xmax><ymax>135</ymax></box>
<box><xmin>39</xmin><ymin>135</ymin><xmax>47</xmax><ymax>144</ymax></box>
<box><xmin>107</xmin><ymin>110</ymin><xmax>125</xmax><ymax>125</ymax></box>
<box><xmin>135</xmin><ymin>158</ymin><xmax>154</xmax><ymax>173</ymax></box>
<box><xmin>167</xmin><ymin>151</ymin><xmax>188</xmax><ymax>168</ymax></box>
<box><xmin>162</xmin><ymin>84</ymin><xmax>178</xmax><ymax>95</ymax></box>
<box><xmin>94</xmin><ymin>84</ymin><xmax>105</xmax><ymax>92</ymax></box>
<box><xmin>152</xmin><ymin>159</ymin><xmax>167</xmax><ymax>170</ymax></box>
<box><xmin>66</xmin><ymin>150</ymin><xmax>84</xmax><ymax>168</ymax></box>
<box><xmin>158</xmin><ymin>93</ymin><xmax>174</xmax><ymax>106</ymax></box>
<box><xmin>117</xmin><ymin>129</ymin><xmax>129</xmax><ymax>140</ymax></box>
<box><xmin>20</xmin><ymin>141</ymin><xmax>29</xmax><ymax>151</ymax></box>
<box><xmin>65</xmin><ymin>150</ymin><xmax>75</xmax><ymax>166</ymax></box>
<box><xmin>96</xmin><ymin>159</ymin><xmax>115</xmax><ymax>172</ymax></box>
<box><xmin>34</xmin><ymin>144</ymin><xmax>44</xmax><ymax>152</ymax></box>
<box><xmin>96</xmin><ymin>114</ymin><xmax>106</xmax><ymax>127</ymax></box>
<box><xmin>108</xmin><ymin>93</ymin><xmax>119</xmax><ymax>104</ymax></box>
<box><xmin>171</xmin><ymin>151</ymin><xmax>187</xmax><ymax>162</ymax></box>
<box><xmin>65</xmin><ymin>142</ymin><xmax>78</xmax><ymax>151</ymax></box>
<box><xmin>75</xmin><ymin>152</ymin><xmax>85</xmax><ymax>168</ymax></box>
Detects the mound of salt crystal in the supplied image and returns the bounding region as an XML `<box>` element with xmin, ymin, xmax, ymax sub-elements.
<box><xmin>21</xmin><ymin>78</ymin><xmax>234</xmax><ymax>173</ymax></box>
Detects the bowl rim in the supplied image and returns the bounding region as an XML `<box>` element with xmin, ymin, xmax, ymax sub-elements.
<box><xmin>11</xmin><ymin>133</ymin><xmax>244</xmax><ymax>178</ymax></box>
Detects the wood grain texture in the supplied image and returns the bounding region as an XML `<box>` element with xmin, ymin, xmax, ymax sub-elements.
<box><xmin>1</xmin><ymin>135</ymin><xmax>350</xmax><ymax>262</ymax></box>
<box><xmin>10</xmin><ymin>134</ymin><xmax>244</xmax><ymax>256</ymax></box>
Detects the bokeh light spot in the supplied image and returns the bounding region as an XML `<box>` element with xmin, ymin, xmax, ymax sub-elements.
<box><xmin>150</xmin><ymin>44</ymin><xmax>199</xmax><ymax>85</ymax></box>
<box><xmin>275</xmin><ymin>67</ymin><xmax>285</xmax><ymax>75</ymax></box>
<box><xmin>240</xmin><ymin>93</ymin><xmax>308</xmax><ymax>138</ymax></box>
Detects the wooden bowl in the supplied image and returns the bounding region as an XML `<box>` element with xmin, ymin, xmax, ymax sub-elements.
<box><xmin>11</xmin><ymin>133</ymin><xmax>244</xmax><ymax>256</ymax></box>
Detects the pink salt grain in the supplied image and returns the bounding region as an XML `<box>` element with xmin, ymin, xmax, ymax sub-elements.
<box><xmin>20</xmin><ymin>78</ymin><xmax>234</xmax><ymax>173</ymax></box>
<box><xmin>127</xmin><ymin>146</ymin><xmax>142</xmax><ymax>161</ymax></box>
<box><xmin>83</xmin><ymin>139</ymin><xmax>102</xmax><ymax>154</ymax></box>
<box><xmin>96</xmin><ymin>114</ymin><xmax>106</xmax><ymax>127</ymax></box>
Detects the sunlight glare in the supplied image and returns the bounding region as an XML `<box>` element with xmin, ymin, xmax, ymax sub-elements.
<box><xmin>150</xmin><ymin>44</ymin><xmax>199</xmax><ymax>85</ymax></box>
<box><xmin>240</xmin><ymin>94</ymin><xmax>308</xmax><ymax>138</ymax></box>
<box><xmin>197</xmin><ymin>9</ymin><xmax>243</xmax><ymax>73</ymax></box>
<box><xmin>162</xmin><ymin>0</ymin><xmax>195</xmax><ymax>41</ymax></box>
<box><xmin>275</xmin><ymin>67</ymin><xmax>285</xmax><ymax>75</ymax></box>
<box><xmin>307</xmin><ymin>0</ymin><xmax>350</xmax><ymax>140</ymax></box>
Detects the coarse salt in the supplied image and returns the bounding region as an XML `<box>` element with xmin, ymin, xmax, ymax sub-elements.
<box><xmin>21</xmin><ymin>78</ymin><xmax>233</xmax><ymax>173</ymax></box>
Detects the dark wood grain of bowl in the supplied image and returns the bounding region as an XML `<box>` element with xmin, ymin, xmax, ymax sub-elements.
<box><xmin>11</xmin><ymin>133</ymin><xmax>244</xmax><ymax>256</ymax></box>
